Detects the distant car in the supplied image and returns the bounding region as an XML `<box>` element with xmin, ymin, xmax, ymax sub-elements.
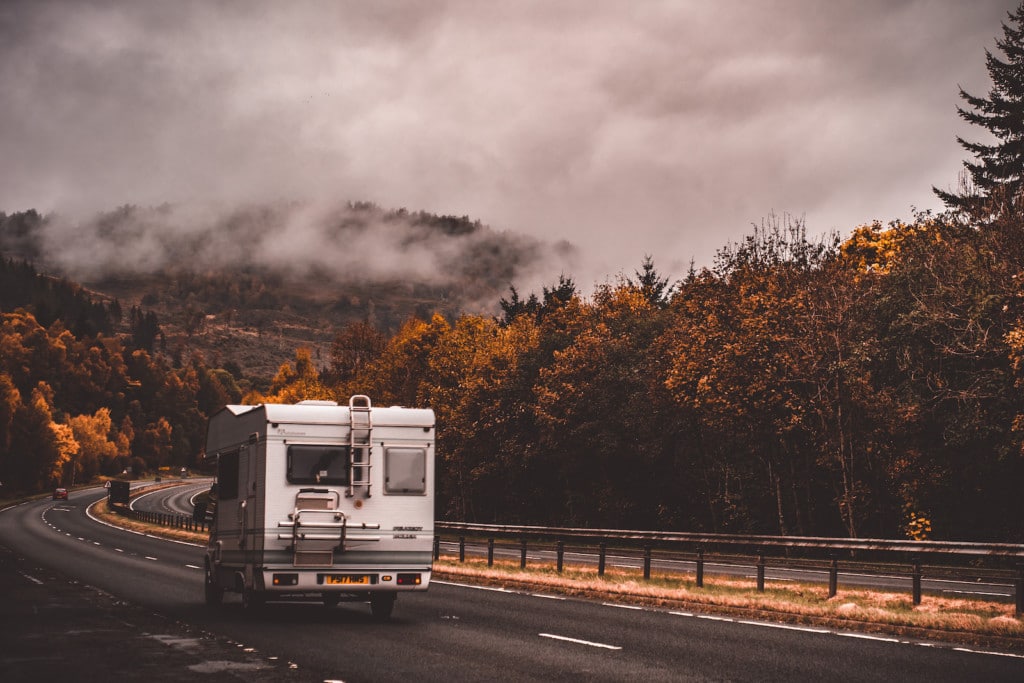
<box><xmin>52</xmin><ymin>487</ymin><xmax>68</xmax><ymax>500</ymax></box>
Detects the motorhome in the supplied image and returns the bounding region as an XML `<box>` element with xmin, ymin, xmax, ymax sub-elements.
<box><xmin>203</xmin><ymin>395</ymin><xmax>434</xmax><ymax>619</ymax></box>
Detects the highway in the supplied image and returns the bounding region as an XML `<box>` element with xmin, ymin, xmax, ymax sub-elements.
<box><xmin>1</xmin><ymin>485</ymin><xmax>1023</xmax><ymax>681</ymax></box>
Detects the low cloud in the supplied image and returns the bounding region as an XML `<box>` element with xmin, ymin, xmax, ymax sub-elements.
<box><xmin>0</xmin><ymin>0</ymin><xmax>1016</xmax><ymax>289</ymax></box>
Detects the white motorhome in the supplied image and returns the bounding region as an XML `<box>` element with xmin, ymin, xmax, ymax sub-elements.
<box><xmin>203</xmin><ymin>395</ymin><xmax>435</xmax><ymax>619</ymax></box>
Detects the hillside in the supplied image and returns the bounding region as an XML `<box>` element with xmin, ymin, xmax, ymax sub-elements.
<box><xmin>0</xmin><ymin>203</ymin><xmax>572</xmax><ymax>380</ymax></box>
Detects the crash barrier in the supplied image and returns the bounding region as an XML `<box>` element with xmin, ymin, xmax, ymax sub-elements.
<box><xmin>109</xmin><ymin>503</ymin><xmax>210</xmax><ymax>534</ymax></box>
<box><xmin>435</xmin><ymin>522</ymin><xmax>1024</xmax><ymax>614</ymax></box>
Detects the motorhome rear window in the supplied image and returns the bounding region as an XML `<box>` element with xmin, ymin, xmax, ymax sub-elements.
<box><xmin>287</xmin><ymin>445</ymin><xmax>349</xmax><ymax>485</ymax></box>
<box><xmin>384</xmin><ymin>446</ymin><xmax>427</xmax><ymax>494</ymax></box>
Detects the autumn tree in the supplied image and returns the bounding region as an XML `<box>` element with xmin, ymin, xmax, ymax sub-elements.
<box><xmin>67</xmin><ymin>408</ymin><xmax>119</xmax><ymax>482</ymax></box>
<box><xmin>361</xmin><ymin>315</ymin><xmax>451</xmax><ymax>407</ymax></box>
<box><xmin>257</xmin><ymin>347</ymin><xmax>333</xmax><ymax>404</ymax></box>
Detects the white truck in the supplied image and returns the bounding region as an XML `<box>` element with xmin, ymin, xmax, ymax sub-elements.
<box><xmin>202</xmin><ymin>395</ymin><xmax>435</xmax><ymax>619</ymax></box>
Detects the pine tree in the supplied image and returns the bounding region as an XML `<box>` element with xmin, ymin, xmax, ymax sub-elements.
<box><xmin>935</xmin><ymin>2</ymin><xmax>1024</xmax><ymax>215</ymax></box>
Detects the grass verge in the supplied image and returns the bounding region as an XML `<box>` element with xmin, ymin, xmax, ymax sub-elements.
<box><xmin>91</xmin><ymin>498</ymin><xmax>1024</xmax><ymax>653</ymax></box>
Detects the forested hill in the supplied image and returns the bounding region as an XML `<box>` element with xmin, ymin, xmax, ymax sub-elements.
<box><xmin>3</xmin><ymin>206</ymin><xmax>1024</xmax><ymax>543</ymax></box>
<box><xmin>0</xmin><ymin>203</ymin><xmax>569</xmax><ymax>378</ymax></box>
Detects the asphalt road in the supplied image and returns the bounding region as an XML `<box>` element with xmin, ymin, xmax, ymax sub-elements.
<box><xmin>2</xmin><ymin>486</ymin><xmax>1023</xmax><ymax>682</ymax></box>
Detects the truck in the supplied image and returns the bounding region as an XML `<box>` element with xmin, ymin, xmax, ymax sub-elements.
<box><xmin>202</xmin><ymin>395</ymin><xmax>435</xmax><ymax>619</ymax></box>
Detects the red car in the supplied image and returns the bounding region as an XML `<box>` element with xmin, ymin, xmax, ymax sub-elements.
<box><xmin>52</xmin><ymin>487</ymin><xmax>68</xmax><ymax>500</ymax></box>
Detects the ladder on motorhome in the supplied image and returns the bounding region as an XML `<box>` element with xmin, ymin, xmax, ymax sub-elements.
<box><xmin>348</xmin><ymin>395</ymin><xmax>372</xmax><ymax>497</ymax></box>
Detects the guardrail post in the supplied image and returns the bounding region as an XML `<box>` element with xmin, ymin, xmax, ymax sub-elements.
<box><xmin>756</xmin><ymin>551</ymin><xmax>766</xmax><ymax>592</ymax></box>
<box><xmin>433</xmin><ymin>535</ymin><xmax>440</xmax><ymax>560</ymax></box>
<box><xmin>828</xmin><ymin>555</ymin><xmax>838</xmax><ymax>598</ymax></box>
<box><xmin>1016</xmin><ymin>564</ymin><xmax>1024</xmax><ymax>616</ymax></box>
<box><xmin>520</xmin><ymin>537</ymin><xmax>528</xmax><ymax>569</ymax></box>
<box><xmin>487</xmin><ymin>538</ymin><xmax>495</xmax><ymax>567</ymax></box>
<box><xmin>696</xmin><ymin>548</ymin><xmax>704</xmax><ymax>588</ymax></box>
<box><xmin>912</xmin><ymin>558</ymin><xmax>922</xmax><ymax>606</ymax></box>
<box><xmin>557</xmin><ymin>541</ymin><xmax>565</xmax><ymax>572</ymax></box>
<box><xmin>643</xmin><ymin>545</ymin><xmax>652</xmax><ymax>580</ymax></box>
<box><xmin>459</xmin><ymin>536</ymin><xmax>466</xmax><ymax>562</ymax></box>
<box><xmin>598</xmin><ymin>542</ymin><xmax>607</xmax><ymax>577</ymax></box>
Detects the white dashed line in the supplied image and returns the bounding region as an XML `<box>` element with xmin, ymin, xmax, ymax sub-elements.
<box><xmin>539</xmin><ymin>633</ymin><xmax>622</xmax><ymax>650</ymax></box>
<box><xmin>837</xmin><ymin>632</ymin><xmax>902</xmax><ymax>643</ymax></box>
<box><xmin>737</xmin><ymin>620</ymin><xmax>831</xmax><ymax>634</ymax></box>
<box><xmin>144</xmin><ymin>556</ymin><xmax>158</xmax><ymax>561</ymax></box>
<box><xmin>19</xmin><ymin>571</ymin><xmax>44</xmax><ymax>585</ymax></box>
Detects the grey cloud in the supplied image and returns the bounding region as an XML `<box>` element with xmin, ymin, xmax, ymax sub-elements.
<box><xmin>0</xmin><ymin>0</ymin><xmax>1018</xmax><ymax>291</ymax></box>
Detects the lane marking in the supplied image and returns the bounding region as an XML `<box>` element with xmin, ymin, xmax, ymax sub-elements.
<box><xmin>532</xmin><ymin>593</ymin><xmax>566</xmax><ymax>600</ymax></box>
<box><xmin>144</xmin><ymin>556</ymin><xmax>158</xmax><ymax>561</ymax></box>
<box><xmin>19</xmin><ymin>571</ymin><xmax>44</xmax><ymax>585</ymax></box>
<box><xmin>602</xmin><ymin>603</ymin><xmax>643</xmax><ymax>610</ymax></box>
<box><xmin>953</xmin><ymin>647</ymin><xmax>1024</xmax><ymax>660</ymax></box>
<box><xmin>539</xmin><ymin>633</ymin><xmax>622</xmax><ymax>650</ymax></box>
<box><xmin>837</xmin><ymin>632</ymin><xmax>901</xmax><ymax>643</ymax></box>
<box><xmin>432</xmin><ymin>580</ymin><xmax>511</xmax><ymax>593</ymax></box>
<box><xmin>185</xmin><ymin>564</ymin><xmax>202</xmax><ymax>570</ymax></box>
<box><xmin>941</xmin><ymin>590</ymin><xmax>1009</xmax><ymax>598</ymax></box>
<box><xmin>737</xmin><ymin>620</ymin><xmax>831</xmax><ymax>634</ymax></box>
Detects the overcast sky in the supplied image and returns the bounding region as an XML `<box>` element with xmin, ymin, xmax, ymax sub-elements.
<box><xmin>0</xmin><ymin>0</ymin><xmax>1017</xmax><ymax>288</ymax></box>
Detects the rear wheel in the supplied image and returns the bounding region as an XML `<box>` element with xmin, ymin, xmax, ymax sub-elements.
<box><xmin>242</xmin><ymin>585</ymin><xmax>265</xmax><ymax>610</ymax></box>
<box><xmin>204</xmin><ymin>563</ymin><xmax>223</xmax><ymax>607</ymax></box>
<box><xmin>370</xmin><ymin>592</ymin><xmax>396</xmax><ymax>621</ymax></box>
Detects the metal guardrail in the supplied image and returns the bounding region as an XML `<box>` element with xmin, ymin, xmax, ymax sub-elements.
<box><xmin>110</xmin><ymin>503</ymin><xmax>210</xmax><ymax>534</ymax></box>
<box><xmin>105</xmin><ymin>485</ymin><xmax>1024</xmax><ymax>613</ymax></box>
<box><xmin>436</xmin><ymin>522</ymin><xmax>1024</xmax><ymax>613</ymax></box>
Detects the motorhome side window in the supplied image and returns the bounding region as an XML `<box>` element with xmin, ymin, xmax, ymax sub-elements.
<box><xmin>217</xmin><ymin>450</ymin><xmax>240</xmax><ymax>500</ymax></box>
<box><xmin>287</xmin><ymin>445</ymin><xmax>350</xmax><ymax>485</ymax></box>
<box><xmin>384</xmin><ymin>446</ymin><xmax>427</xmax><ymax>494</ymax></box>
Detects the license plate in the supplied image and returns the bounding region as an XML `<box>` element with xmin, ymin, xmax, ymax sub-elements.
<box><xmin>325</xmin><ymin>574</ymin><xmax>369</xmax><ymax>585</ymax></box>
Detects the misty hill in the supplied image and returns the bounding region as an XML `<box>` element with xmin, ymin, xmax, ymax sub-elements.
<box><xmin>0</xmin><ymin>203</ymin><xmax>574</xmax><ymax>380</ymax></box>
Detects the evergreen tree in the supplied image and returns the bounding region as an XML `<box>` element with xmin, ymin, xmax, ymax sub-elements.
<box><xmin>935</xmin><ymin>2</ymin><xmax>1024</xmax><ymax>215</ymax></box>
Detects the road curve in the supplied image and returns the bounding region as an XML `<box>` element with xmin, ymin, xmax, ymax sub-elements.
<box><xmin>1</xmin><ymin>487</ymin><xmax>1023</xmax><ymax>682</ymax></box>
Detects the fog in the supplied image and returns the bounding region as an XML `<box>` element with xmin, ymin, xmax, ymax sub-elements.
<box><xmin>0</xmin><ymin>0</ymin><xmax>1015</xmax><ymax>290</ymax></box>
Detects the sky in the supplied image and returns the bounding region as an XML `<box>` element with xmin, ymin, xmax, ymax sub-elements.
<box><xmin>0</xmin><ymin>0</ymin><xmax>1018</xmax><ymax>291</ymax></box>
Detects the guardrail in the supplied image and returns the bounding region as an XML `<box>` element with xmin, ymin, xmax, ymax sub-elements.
<box><xmin>436</xmin><ymin>522</ymin><xmax>1024</xmax><ymax>614</ymax></box>
<box><xmin>110</xmin><ymin>503</ymin><xmax>210</xmax><ymax>534</ymax></box>
<box><xmin>103</xmin><ymin>485</ymin><xmax>1024</xmax><ymax>614</ymax></box>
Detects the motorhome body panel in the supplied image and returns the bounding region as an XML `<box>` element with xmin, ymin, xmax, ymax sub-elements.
<box><xmin>205</xmin><ymin>400</ymin><xmax>435</xmax><ymax>602</ymax></box>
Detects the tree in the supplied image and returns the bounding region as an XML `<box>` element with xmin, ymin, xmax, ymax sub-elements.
<box><xmin>68</xmin><ymin>408</ymin><xmax>119</xmax><ymax>482</ymax></box>
<box><xmin>259</xmin><ymin>347</ymin><xmax>332</xmax><ymax>404</ymax></box>
<box><xmin>325</xmin><ymin>321</ymin><xmax>386</xmax><ymax>390</ymax></box>
<box><xmin>935</xmin><ymin>2</ymin><xmax>1024</xmax><ymax>215</ymax></box>
<box><xmin>624</xmin><ymin>255</ymin><xmax>676</xmax><ymax>307</ymax></box>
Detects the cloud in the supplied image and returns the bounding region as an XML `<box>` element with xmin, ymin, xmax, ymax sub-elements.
<box><xmin>0</xmin><ymin>0</ymin><xmax>1017</xmax><ymax>290</ymax></box>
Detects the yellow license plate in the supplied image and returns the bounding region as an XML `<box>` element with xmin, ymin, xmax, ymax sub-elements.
<box><xmin>325</xmin><ymin>574</ymin><xmax>369</xmax><ymax>585</ymax></box>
